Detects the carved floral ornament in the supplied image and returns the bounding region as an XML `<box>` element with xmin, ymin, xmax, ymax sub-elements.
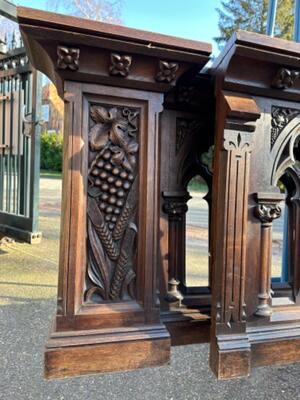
<box><xmin>254</xmin><ymin>203</ymin><xmax>281</xmax><ymax>223</ymax></box>
<box><xmin>86</xmin><ymin>104</ymin><xmax>139</xmax><ymax>303</ymax></box>
<box><xmin>57</xmin><ymin>46</ymin><xmax>80</xmax><ymax>70</ymax></box>
<box><xmin>223</xmin><ymin>131</ymin><xmax>252</xmax><ymax>154</ymax></box>
<box><xmin>270</xmin><ymin>106</ymin><xmax>299</xmax><ymax>149</ymax></box>
<box><xmin>162</xmin><ymin>191</ymin><xmax>191</xmax><ymax>220</ymax></box>
<box><xmin>271</xmin><ymin>67</ymin><xmax>299</xmax><ymax>89</ymax></box>
<box><xmin>163</xmin><ymin>200</ymin><xmax>188</xmax><ymax>218</ymax></box>
<box><xmin>156</xmin><ymin>60</ymin><xmax>179</xmax><ymax>83</ymax></box>
<box><xmin>109</xmin><ymin>53</ymin><xmax>132</xmax><ymax>77</ymax></box>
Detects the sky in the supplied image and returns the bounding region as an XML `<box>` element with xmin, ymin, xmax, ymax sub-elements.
<box><xmin>15</xmin><ymin>0</ymin><xmax>222</xmax><ymax>52</ymax></box>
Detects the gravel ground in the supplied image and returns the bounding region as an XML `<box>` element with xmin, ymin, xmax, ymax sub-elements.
<box><xmin>2</xmin><ymin>297</ymin><xmax>300</xmax><ymax>400</ymax></box>
<box><xmin>1</xmin><ymin>177</ymin><xmax>300</xmax><ymax>400</ymax></box>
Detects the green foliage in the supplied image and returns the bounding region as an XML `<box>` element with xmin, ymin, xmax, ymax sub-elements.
<box><xmin>40</xmin><ymin>131</ymin><xmax>63</xmax><ymax>172</ymax></box>
<box><xmin>187</xmin><ymin>176</ymin><xmax>208</xmax><ymax>193</ymax></box>
<box><xmin>215</xmin><ymin>0</ymin><xmax>294</xmax><ymax>47</ymax></box>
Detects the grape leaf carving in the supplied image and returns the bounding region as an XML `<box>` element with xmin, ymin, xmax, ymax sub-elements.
<box><xmin>86</xmin><ymin>105</ymin><xmax>139</xmax><ymax>303</ymax></box>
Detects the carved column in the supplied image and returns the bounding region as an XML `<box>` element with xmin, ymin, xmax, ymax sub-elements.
<box><xmin>162</xmin><ymin>191</ymin><xmax>190</xmax><ymax>306</ymax></box>
<box><xmin>17</xmin><ymin>6</ymin><xmax>211</xmax><ymax>378</ymax></box>
<box><xmin>210</xmin><ymin>93</ymin><xmax>260</xmax><ymax>379</ymax></box>
<box><xmin>254</xmin><ymin>194</ymin><xmax>283</xmax><ymax>317</ymax></box>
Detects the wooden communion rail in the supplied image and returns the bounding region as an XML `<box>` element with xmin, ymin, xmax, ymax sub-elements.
<box><xmin>16</xmin><ymin>6</ymin><xmax>300</xmax><ymax>380</ymax></box>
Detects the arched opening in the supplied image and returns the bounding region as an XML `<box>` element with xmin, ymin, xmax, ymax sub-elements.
<box><xmin>272</xmin><ymin>160</ymin><xmax>300</xmax><ymax>303</ymax></box>
<box><xmin>185</xmin><ymin>176</ymin><xmax>209</xmax><ymax>287</ymax></box>
<box><xmin>271</xmin><ymin>180</ymin><xmax>287</xmax><ymax>282</ymax></box>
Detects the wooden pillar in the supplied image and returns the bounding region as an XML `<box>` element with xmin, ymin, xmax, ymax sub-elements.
<box><xmin>254</xmin><ymin>194</ymin><xmax>283</xmax><ymax>317</ymax></box>
<box><xmin>17</xmin><ymin>6</ymin><xmax>211</xmax><ymax>378</ymax></box>
<box><xmin>210</xmin><ymin>93</ymin><xmax>260</xmax><ymax>379</ymax></box>
<box><xmin>162</xmin><ymin>191</ymin><xmax>190</xmax><ymax>305</ymax></box>
<box><xmin>209</xmin><ymin>30</ymin><xmax>300</xmax><ymax>379</ymax></box>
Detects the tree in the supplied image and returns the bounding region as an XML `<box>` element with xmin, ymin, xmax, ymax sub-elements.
<box><xmin>215</xmin><ymin>0</ymin><xmax>294</xmax><ymax>47</ymax></box>
<box><xmin>46</xmin><ymin>0</ymin><xmax>123</xmax><ymax>24</ymax></box>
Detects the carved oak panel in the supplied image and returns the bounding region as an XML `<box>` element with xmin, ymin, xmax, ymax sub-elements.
<box><xmin>85</xmin><ymin>104</ymin><xmax>139</xmax><ymax>303</ymax></box>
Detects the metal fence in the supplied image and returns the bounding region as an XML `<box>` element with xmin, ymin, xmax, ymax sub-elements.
<box><xmin>0</xmin><ymin>5</ymin><xmax>42</xmax><ymax>243</ymax></box>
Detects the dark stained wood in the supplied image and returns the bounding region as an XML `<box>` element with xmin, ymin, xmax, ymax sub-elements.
<box><xmin>210</xmin><ymin>30</ymin><xmax>300</xmax><ymax>379</ymax></box>
<box><xmin>209</xmin><ymin>92</ymin><xmax>260</xmax><ymax>380</ymax></box>
<box><xmin>17</xmin><ymin>7</ymin><xmax>211</xmax><ymax>97</ymax></box>
<box><xmin>17</xmin><ymin>6</ymin><xmax>212</xmax><ymax>379</ymax></box>
<box><xmin>45</xmin><ymin>325</ymin><xmax>170</xmax><ymax>379</ymax></box>
<box><xmin>18</xmin><ymin>5</ymin><xmax>300</xmax><ymax>381</ymax></box>
<box><xmin>162</xmin><ymin>310</ymin><xmax>210</xmax><ymax>346</ymax></box>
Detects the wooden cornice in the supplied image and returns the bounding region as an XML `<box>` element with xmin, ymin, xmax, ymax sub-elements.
<box><xmin>17</xmin><ymin>7</ymin><xmax>211</xmax><ymax>96</ymax></box>
<box><xmin>210</xmin><ymin>30</ymin><xmax>300</xmax><ymax>102</ymax></box>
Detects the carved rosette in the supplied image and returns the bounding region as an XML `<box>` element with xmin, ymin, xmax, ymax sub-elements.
<box><xmin>156</xmin><ymin>60</ymin><xmax>179</xmax><ymax>83</ymax></box>
<box><xmin>270</xmin><ymin>107</ymin><xmax>299</xmax><ymax>149</ymax></box>
<box><xmin>57</xmin><ymin>46</ymin><xmax>80</xmax><ymax>70</ymax></box>
<box><xmin>109</xmin><ymin>53</ymin><xmax>132</xmax><ymax>77</ymax></box>
<box><xmin>271</xmin><ymin>67</ymin><xmax>299</xmax><ymax>89</ymax></box>
<box><xmin>85</xmin><ymin>105</ymin><xmax>139</xmax><ymax>302</ymax></box>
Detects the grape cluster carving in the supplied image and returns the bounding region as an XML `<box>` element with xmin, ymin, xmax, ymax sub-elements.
<box><xmin>90</xmin><ymin>152</ymin><xmax>135</xmax><ymax>231</ymax></box>
<box><xmin>86</xmin><ymin>104</ymin><xmax>139</xmax><ymax>302</ymax></box>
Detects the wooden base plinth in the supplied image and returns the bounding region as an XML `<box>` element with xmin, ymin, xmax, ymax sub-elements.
<box><xmin>249</xmin><ymin>321</ymin><xmax>300</xmax><ymax>368</ymax></box>
<box><xmin>45</xmin><ymin>324</ymin><xmax>170</xmax><ymax>379</ymax></box>
<box><xmin>210</xmin><ymin>334</ymin><xmax>251</xmax><ymax>379</ymax></box>
<box><xmin>211</xmin><ymin>321</ymin><xmax>300</xmax><ymax>379</ymax></box>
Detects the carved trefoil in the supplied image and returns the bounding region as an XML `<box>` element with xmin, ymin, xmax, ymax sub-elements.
<box><xmin>57</xmin><ymin>46</ymin><xmax>80</xmax><ymax>70</ymax></box>
<box><xmin>85</xmin><ymin>104</ymin><xmax>139</xmax><ymax>302</ymax></box>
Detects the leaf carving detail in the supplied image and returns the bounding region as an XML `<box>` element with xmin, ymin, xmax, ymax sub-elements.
<box><xmin>86</xmin><ymin>105</ymin><xmax>139</xmax><ymax>303</ymax></box>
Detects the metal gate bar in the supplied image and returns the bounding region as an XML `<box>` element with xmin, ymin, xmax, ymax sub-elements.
<box><xmin>0</xmin><ymin>26</ymin><xmax>42</xmax><ymax>243</ymax></box>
